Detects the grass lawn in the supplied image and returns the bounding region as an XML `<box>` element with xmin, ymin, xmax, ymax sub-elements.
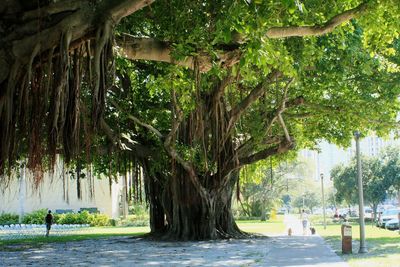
<box><xmin>0</xmin><ymin>226</ymin><xmax>149</xmax><ymax>249</ymax></box>
<box><xmin>314</xmin><ymin>220</ymin><xmax>400</xmax><ymax>267</ymax></box>
<box><xmin>0</xmin><ymin>216</ymin><xmax>284</xmax><ymax>249</ymax></box>
<box><xmin>237</xmin><ymin>215</ymin><xmax>285</xmax><ymax>235</ymax></box>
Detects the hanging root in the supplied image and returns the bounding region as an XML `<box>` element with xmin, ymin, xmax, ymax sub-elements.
<box><xmin>48</xmin><ymin>30</ymin><xmax>72</xmax><ymax>163</ymax></box>
<box><xmin>92</xmin><ymin>20</ymin><xmax>113</xmax><ymax>130</ymax></box>
<box><xmin>0</xmin><ymin>59</ymin><xmax>21</xmax><ymax>173</ymax></box>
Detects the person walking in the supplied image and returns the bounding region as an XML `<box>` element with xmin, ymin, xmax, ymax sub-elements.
<box><xmin>300</xmin><ymin>209</ymin><xmax>309</xmax><ymax>235</ymax></box>
<box><xmin>45</xmin><ymin>210</ymin><xmax>53</xmax><ymax>237</ymax></box>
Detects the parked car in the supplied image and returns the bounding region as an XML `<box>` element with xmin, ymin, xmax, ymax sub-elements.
<box><xmin>377</xmin><ymin>209</ymin><xmax>400</xmax><ymax>228</ymax></box>
<box><xmin>364</xmin><ymin>207</ymin><xmax>373</xmax><ymax>219</ymax></box>
<box><xmin>385</xmin><ymin>218</ymin><xmax>399</xmax><ymax>230</ymax></box>
<box><xmin>277</xmin><ymin>207</ymin><xmax>287</xmax><ymax>215</ymax></box>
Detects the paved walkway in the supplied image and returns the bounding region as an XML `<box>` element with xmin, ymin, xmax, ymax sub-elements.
<box><xmin>0</xmin><ymin>215</ymin><xmax>349</xmax><ymax>266</ymax></box>
<box><xmin>264</xmin><ymin>214</ymin><xmax>348</xmax><ymax>267</ymax></box>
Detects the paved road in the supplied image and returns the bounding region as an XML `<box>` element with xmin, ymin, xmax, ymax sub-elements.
<box><xmin>0</xmin><ymin>215</ymin><xmax>349</xmax><ymax>266</ymax></box>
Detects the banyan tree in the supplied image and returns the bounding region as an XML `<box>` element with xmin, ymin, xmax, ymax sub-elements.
<box><xmin>1</xmin><ymin>0</ymin><xmax>400</xmax><ymax>240</ymax></box>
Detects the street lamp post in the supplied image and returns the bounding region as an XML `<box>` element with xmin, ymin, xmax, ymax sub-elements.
<box><xmin>320</xmin><ymin>173</ymin><xmax>326</xmax><ymax>230</ymax></box>
<box><xmin>354</xmin><ymin>131</ymin><xmax>367</xmax><ymax>253</ymax></box>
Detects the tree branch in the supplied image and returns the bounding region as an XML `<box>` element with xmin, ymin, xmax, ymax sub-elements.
<box><xmin>239</xmin><ymin>139</ymin><xmax>295</xmax><ymax>167</ymax></box>
<box><xmin>115</xmin><ymin>3</ymin><xmax>368</xmax><ymax>71</ymax></box>
<box><xmin>109</xmin><ymin>99</ymin><xmax>163</xmax><ymax>138</ymax></box>
<box><xmin>265</xmin><ymin>2</ymin><xmax>369</xmax><ymax>39</ymax></box>
<box><xmin>116</xmin><ymin>34</ymin><xmax>215</xmax><ymax>71</ymax></box>
<box><xmin>236</xmin><ymin>96</ymin><xmax>304</xmax><ymax>159</ymax></box>
<box><xmin>237</xmin><ymin>136</ymin><xmax>281</xmax><ymax>158</ymax></box>
<box><xmin>11</xmin><ymin>0</ymin><xmax>154</xmax><ymax>61</ymax></box>
<box><xmin>99</xmin><ymin>117</ymin><xmax>153</xmax><ymax>158</ymax></box>
<box><xmin>163</xmin><ymin>89</ymin><xmax>210</xmax><ymax>200</ymax></box>
<box><xmin>228</xmin><ymin>70</ymin><xmax>281</xmax><ymax>129</ymax></box>
<box><xmin>21</xmin><ymin>0</ymin><xmax>82</xmax><ymax>21</ymax></box>
<box><xmin>211</xmin><ymin>71</ymin><xmax>233</xmax><ymax>101</ymax></box>
<box><xmin>110</xmin><ymin>0</ymin><xmax>155</xmax><ymax>23</ymax></box>
<box><xmin>278</xmin><ymin>114</ymin><xmax>291</xmax><ymax>143</ymax></box>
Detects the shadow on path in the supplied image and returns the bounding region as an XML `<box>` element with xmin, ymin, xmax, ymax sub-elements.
<box><xmin>0</xmin><ymin>215</ymin><xmax>349</xmax><ymax>266</ymax></box>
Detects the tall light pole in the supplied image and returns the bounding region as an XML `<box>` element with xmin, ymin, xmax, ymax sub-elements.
<box><xmin>320</xmin><ymin>173</ymin><xmax>326</xmax><ymax>230</ymax></box>
<box><xmin>355</xmin><ymin>131</ymin><xmax>367</xmax><ymax>253</ymax></box>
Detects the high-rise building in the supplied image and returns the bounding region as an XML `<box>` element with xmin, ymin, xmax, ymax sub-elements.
<box><xmin>300</xmin><ymin>134</ymin><xmax>400</xmax><ymax>181</ymax></box>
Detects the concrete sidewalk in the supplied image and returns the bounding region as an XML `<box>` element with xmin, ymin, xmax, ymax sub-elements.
<box><xmin>261</xmin><ymin>214</ymin><xmax>349</xmax><ymax>267</ymax></box>
<box><xmin>263</xmin><ymin>235</ymin><xmax>348</xmax><ymax>267</ymax></box>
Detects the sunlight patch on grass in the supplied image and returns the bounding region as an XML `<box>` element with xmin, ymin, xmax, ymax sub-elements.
<box><xmin>237</xmin><ymin>215</ymin><xmax>285</xmax><ymax>234</ymax></box>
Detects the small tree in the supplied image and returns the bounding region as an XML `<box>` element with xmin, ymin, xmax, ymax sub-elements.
<box><xmin>331</xmin><ymin>164</ymin><xmax>358</xmax><ymax>208</ymax></box>
<box><xmin>292</xmin><ymin>191</ymin><xmax>321</xmax><ymax>214</ymax></box>
<box><xmin>332</xmin><ymin>156</ymin><xmax>391</xmax><ymax>220</ymax></box>
<box><xmin>239</xmin><ymin>159</ymin><xmax>299</xmax><ymax>220</ymax></box>
<box><xmin>380</xmin><ymin>146</ymin><xmax>400</xmax><ymax>204</ymax></box>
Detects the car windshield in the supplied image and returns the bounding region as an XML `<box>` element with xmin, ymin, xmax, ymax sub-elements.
<box><xmin>382</xmin><ymin>209</ymin><xmax>400</xmax><ymax>216</ymax></box>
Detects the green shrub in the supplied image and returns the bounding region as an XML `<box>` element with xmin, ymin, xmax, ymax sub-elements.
<box><xmin>0</xmin><ymin>213</ymin><xmax>19</xmax><ymax>225</ymax></box>
<box><xmin>1</xmin><ymin>209</ymin><xmax>111</xmax><ymax>226</ymax></box>
<box><xmin>118</xmin><ymin>214</ymin><xmax>149</xmax><ymax>227</ymax></box>
<box><xmin>57</xmin><ymin>213</ymin><xmax>78</xmax><ymax>225</ymax></box>
<box><xmin>90</xmin><ymin>213</ymin><xmax>110</xmax><ymax>226</ymax></box>
<box><xmin>22</xmin><ymin>209</ymin><xmax>48</xmax><ymax>224</ymax></box>
<box><xmin>53</xmin><ymin>211</ymin><xmax>110</xmax><ymax>226</ymax></box>
<box><xmin>130</xmin><ymin>204</ymin><xmax>149</xmax><ymax>218</ymax></box>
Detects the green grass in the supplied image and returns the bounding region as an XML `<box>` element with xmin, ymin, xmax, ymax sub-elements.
<box><xmin>0</xmin><ymin>226</ymin><xmax>149</xmax><ymax>250</ymax></box>
<box><xmin>314</xmin><ymin>220</ymin><xmax>400</xmax><ymax>267</ymax></box>
<box><xmin>0</xmin><ymin>216</ymin><xmax>284</xmax><ymax>250</ymax></box>
<box><xmin>237</xmin><ymin>215</ymin><xmax>285</xmax><ymax>234</ymax></box>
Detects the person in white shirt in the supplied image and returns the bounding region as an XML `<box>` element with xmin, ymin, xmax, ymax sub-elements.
<box><xmin>300</xmin><ymin>209</ymin><xmax>309</xmax><ymax>235</ymax></box>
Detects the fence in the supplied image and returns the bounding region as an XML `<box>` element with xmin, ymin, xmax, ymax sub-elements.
<box><xmin>0</xmin><ymin>224</ymin><xmax>91</xmax><ymax>240</ymax></box>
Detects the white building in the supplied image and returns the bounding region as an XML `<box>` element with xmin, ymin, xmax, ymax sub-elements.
<box><xmin>0</xmin><ymin>163</ymin><xmax>129</xmax><ymax>219</ymax></box>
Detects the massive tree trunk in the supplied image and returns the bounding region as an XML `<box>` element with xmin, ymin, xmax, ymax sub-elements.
<box><xmin>159</xmin><ymin>166</ymin><xmax>243</xmax><ymax>240</ymax></box>
<box><xmin>126</xmin><ymin>70</ymin><xmax>299</xmax><ymax>240</ymax></box>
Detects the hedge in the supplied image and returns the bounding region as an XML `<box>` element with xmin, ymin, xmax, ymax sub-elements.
<box><xmin>0</xmin><ymin>209</ymin><xmax>111</xmax><ymax>226</ymax></box>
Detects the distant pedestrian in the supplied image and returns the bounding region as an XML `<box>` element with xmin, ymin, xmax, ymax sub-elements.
<box><xmin>45</xmin><ymin>210</ymin><xmax>53</xmax><ymax>237</ymax></box>
<box><xmin>300</xmin><ymin>209</ymin><xmax>309</xmax><ymax>235</ymax></box>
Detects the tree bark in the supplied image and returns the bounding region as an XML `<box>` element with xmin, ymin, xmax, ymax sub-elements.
<box><xmin>142</xmin><ymin>159</ymin><xmax>167</xmax><ymax>234</ymax></box>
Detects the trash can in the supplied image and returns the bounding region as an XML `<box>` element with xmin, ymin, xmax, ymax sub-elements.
<box><xmin>341</xmin><ymin>224</ymin><xmax>352</xmax><ymax>254</ymax></box>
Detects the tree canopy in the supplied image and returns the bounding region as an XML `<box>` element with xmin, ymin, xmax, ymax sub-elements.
<box><xmin>1</xmin><ymin>0</ymin><xmax>400</xmax><ymax>239</ymax></box>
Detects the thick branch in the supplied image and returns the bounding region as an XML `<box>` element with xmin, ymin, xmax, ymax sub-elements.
<box><xmin>229</xmin><ymin>70</ymin><xmax>281</xmax><ymax>127</ymax></box>
<box><xmin>265</xmin><ymin>2</ymin><xmax>369</xmax><ymax>38</ymax></box>
<box><xmin>110</xmin><ymin>0</ymin><xmax>155</xmax><ymax>23</ymax></box>
<box><xmin>11</xmin><ymin>0</ymin><xmax>154</xmax><ymax>61</ymax></box>
<box><xmin>116</xmin><ymin>34</ymin><xmax>212</xmax><ymax>72</ymax></box>
<box><xmin>235</xmin><ymin>95</ymin><xmax>305</xmax><ymax>160</ymax></box>
<box><xmin>236</xmin><ymin>136</ymin><xmax>281</xmax><ymax>159</ymax></box>
<box><xmin>21</xmin><ymin>0</ymin><xmax>82</xmax><ymax>21</ymax></box>
<box><xmin>239</xmin><ymin>139</ymin><xmax>295</xmax><ymax>167</ymax></box>
<box><xmin>117</xmin><ymin>0</ymin><xmax>367</xmax><ymax>70</ymax></box>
